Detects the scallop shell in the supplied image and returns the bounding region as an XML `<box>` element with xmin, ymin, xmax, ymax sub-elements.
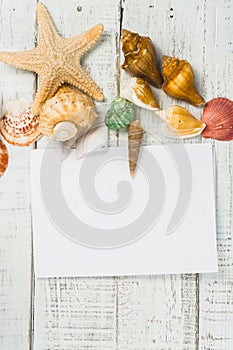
<box><xmin>128</xmin><ymin>120</ymin><xmax>144</xmax><ymax>177</ymax></box>
<box><xmin>39</xmin><ymin>86</ymin><xmax>97</xmax><ymax>141</ymax></box>
<box><xmin>157</xmin><ymin>105</ymin><xmax>206</xmax><ymax>138</ymax></box>
<box><xmin>162</xmin><ymin>56</ymin><xmax>205</xmax><ymax>106</ymax></box>
<box><xmin>0</xmin><ymin>100</ymin><xmax>42</xmax><ymax>146</ymax></box>
<box><xmin>121</xmin><ymin>29</ymin><xmax>163</xmax><ymax>89</ymax></box>
<box><xmin>121</xmin><ymin>76</ymin><xmax>159</xmax><ymax>110</ymax></box>
<box><xmin>105</xmin><ymin>97</ymin><xmax>134</xmax><ymax>130</ymax></box>
<box><xmin>201</xmin><ymin>97</ymin><xmax>233</xmax><ymax>141</ymax></box>
<box><xmin>0</xmin><ymin>139</ymin><xmax>9</xmax><ymax>176</ymax></box>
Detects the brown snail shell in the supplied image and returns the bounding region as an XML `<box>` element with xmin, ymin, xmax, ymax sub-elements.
<box><xmin>128</xmin><ymin>120</ymin><xmax>144</xmax><ymax>177</ymax></box>
<box><xmin>162</xmin><ymin>56</ymin><xmax>205</xmax><ymax>106</ymax></box>
<box><xmin>121</xmin><ymin>29</ymin><xmax>163</xmax><ymax>89</ymax></box>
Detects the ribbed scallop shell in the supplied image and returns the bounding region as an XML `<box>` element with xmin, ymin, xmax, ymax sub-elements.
<box><xmin>0</xmin><ymin>101</ymin><xmax>42</xmax><ymax>146</ymax></box>
<box><xmin>162</xmin><ymin>56</ymin><xmax>205</xmax><ymax>106</ymax></box>
<box><xmin>0</xmin><ymin>139</ymin><xmax>9</xmax><ymax>176</ymax></box>
<box><xmin>157</xmin><ymin>105</ymin><xmax>206</xmax><ymax>138</ymax></box>
<box><xmin>121</xmin><ymin>29</ymin><xmax>163</xmax><ymax>88</ymax></box>
<box><xmin>105</xmin><ymin>97</ymin><xmax>135</xmax><ymax>130</ymax></box>
<box><xmin>201</xmin><ymin>97</ymin><xmax>233</xmax><ymax>141</ymax></box>
<box><xmin>39</xmin><ymin>86</ymin><xmax>97</xmax><ymax>140</ymax></box>
<box><xmin>121</xmin><ymin>76</ymin><xmax>159</xmax><ymax>110</ymax></box>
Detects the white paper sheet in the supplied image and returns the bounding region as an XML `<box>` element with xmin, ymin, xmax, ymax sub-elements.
<box><xmin>30</xmin><ymin>144</ymin><xmax>218</xmax><ymax>277</ymax></box>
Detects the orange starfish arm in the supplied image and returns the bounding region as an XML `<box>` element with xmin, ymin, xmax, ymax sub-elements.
<box><xmin>63</xmin><ymin>24</ymin><xmax>104</xmax><ymax>57</ymax></box>
<box><xmin>37</xmin><ymin>2</ymin><xmax>61</xmax><ymax>48</ymax></box>
<box><xmin>32</xmin><ymin>74</ymin><xmax>60</xmax><ymax>115</ymax></box>
<box><xmin>63</xmin><ymin>63</ymin><xmax>104</xmax><ymax>101</ymax></box>
<box><xmin>0</xmin><ymin>47</ymin><xmax>43</xmax><ymax>73</ymax></box>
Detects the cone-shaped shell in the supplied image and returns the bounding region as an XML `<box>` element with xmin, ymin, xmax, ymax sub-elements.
<box><xmin>0</xmin><ymin>139</ymin><xmax>9</xmax><ymax>176</ymax></box>
<box><xmin>121</xmin><ymin>29</ymin><xmax>163</xmax><ymax>88</ymax></box>
<box><xmin>39</xmin><ymin>86</ymin><xmax>97</xmax><ymax>140</ymax></box>
<box><xmin>201</xmin><ymin>97</ymin><xmax>233</xmax><ymax>141</ymax></box>
<box><xmin>0</xmin><ymin>101</ymin><xmax>42</xmax><ymax>146</ymax></box>
<box><xmin>128</xmin><ymin>120</ymin><xmax>144</xmax><ymax>177</ymax></box>
<box><xmin>105</xmin><ymin>97</ymin><xmax>134</xmax><ymax>130</ymax></box>
<box><xmin>121</xmin><ymin>77</ymin><xmax>159</xmax><ymax>110</ymax></box>
<box><xmin>157</xmin><ymin>105</ymin><xmax>206</xmax><ymax>138</ymax></box>
<box><xmin>162</xmin><ymin>56</ymin><xmax>205</xmax><ymax>106</ymax></box>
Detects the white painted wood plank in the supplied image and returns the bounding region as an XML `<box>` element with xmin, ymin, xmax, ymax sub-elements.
<box><xmin>34</xmin><ymin>1</ymin><xmax>120</xmax><ymax>349</ymax></box>
<box><xmin>0</xmin><ymin>0</ymin><xmax>37</xmax><ymax>348</ymax></box>
<box><xmin>199</xmin><ymin>1</ymin><xmax>233</xmax><ymax>349</ymax></box>
<box><xmin>117</xmin><ymin>1</ymin><xmax>202</xmax><ymax>348</ymax></box>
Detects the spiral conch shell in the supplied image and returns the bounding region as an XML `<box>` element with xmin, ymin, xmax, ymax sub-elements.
<box><xmin>105</xmin><ymin>97</ymin><xmax>134</xmax><ymax>130</ymax></box>
<box><xmin>128</xmin><ymin>120</ymin><xmax>144</xmax><ymax>177</ymax></box>
<box><xmin>0</xmin><ymin>99</ymin><xmax>42</xmax><ymax>146</ymax></box>
<box><xmin>0</xmin><ymin>139</ymin><xmax>9</xmax><ymax>176</ymax></box>
<box><xmin>201</xmin><ymin>97</ymin><xmax>233</xmax><ymax>141</ymax></box>
<box><xmin>157</xmin><ymin>105</ymin><xmax>206</xmax><ymax>138</ymax></box>
<box><xmin>162</xmin><ymin>56</ymin><xmax>205</xmax><ymax>106</ymax></box>
<box><xmin>121</xmin><ymin>29</ymin><xmax>163</xmax><ymax>89</ymax></box>
<box><xmin>39</xmin><ymin>86</ymin><xmax>97</xmax><ymax>141</ymax></box>
<box><xmin>121</xmin><ymin>76</ymin><xmax>159</xmax><ymax>110</ymax></box>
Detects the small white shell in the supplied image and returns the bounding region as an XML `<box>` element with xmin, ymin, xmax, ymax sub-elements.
<box><xmin>51</xmin><ymin>121</ymin><xmax>78</xmax><ymax>141</ymax></box>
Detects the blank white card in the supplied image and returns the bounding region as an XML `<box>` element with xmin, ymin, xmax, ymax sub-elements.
<box><xmin>30</xmin><ymin>144</ymin><xmax>218</xmax><ymax>277</ymax></box>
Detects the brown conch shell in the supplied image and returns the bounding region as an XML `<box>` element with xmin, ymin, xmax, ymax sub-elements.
<box><xmin>121</xmin><ymin>29</ymin><xmax>163</xmax><ymax>89</ymax></box>
<box><xmin>39</xmin><ymin>86</ymin><xmax>97</xmax><ymax>141</ymax></box>
<box><xmin>201</xmin><ymin>97</ymin><xmax>233</xmax><ymax>141</ymax></box>
<box><xmin>162</xmin><ymin>56</ymin><xmax>205</xmax><ymax>106</ymax></box>
<box><xmin>128</xmin><ymin>120</ymin><xmax>144</xmax><ymax>177</ymax></box>
<box><xmin>157</xmin><ymin>105</ymin><xmax>206</xmax><ymax>138</ymax></box>
<box><xmin>0</xmin><ymin>99</ymin><xmax>42</xmax><ymax>146</ymax></box>
<box><xmin>0</xmin><ymin>139</ymin><xmax>9</xmax><ymax>176</ymax></box>
<box><xmin>121</xmin><ymin>76</ymin><xmax>159</xmax><ymax>110</ymax></box>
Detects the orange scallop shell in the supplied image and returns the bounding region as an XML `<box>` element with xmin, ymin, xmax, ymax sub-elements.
<box><xmin>0</xmin><ymin>104</ymin><xmax>42</xmax><ymax>146</ymax></box>
<box><xmin>201</xmin><ymin>97</ymin><xmax>233</xmax><ymax>141</ymax></box>
<box><xmin>0</xmin><ymin>139</ymin><xmax>9</xmax><ymax>176</ymax></box>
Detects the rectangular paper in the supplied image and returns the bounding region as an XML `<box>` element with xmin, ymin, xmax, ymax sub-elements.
<box><xmin>30</xmin><ymin>144</ymin><xmax>218</xmax><ymax>277</ymax></box>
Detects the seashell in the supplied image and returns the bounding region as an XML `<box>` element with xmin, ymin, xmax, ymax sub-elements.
<box><xmin>157</xmin><ymin>105</ymin><xmax>206</xmax><ymax>138</ymax></box>
<box><xmin>51</xmin><ymin>121</ymin><xmax>78</xmax><ymax>141</ymax></box>
<box><xmin>121</xmin><ymin>29</ymin><xmax>163</xmax><ymax>89</ymax></box>
<box><xmin>201</xmin><ymin>97</ymin><xmax>233</xmax><ymax>141</ymax></box>
<box><xmin>128</xmin><ymin>120</ymin><xmax>144</xmax><ymax>177</ymax></box>
<box><xmin>121</xmin><ymin>76</ymin><xmax>160</xmax><ymax>110</ymax></box>
<box><xmin>0</xmin><ymin>100</ymin><xmax>42</xmax><ymax>146</ymax></box>
<box><xmin>61</xmin><ymin>104</ymin><xmax>109</xmax><ymax>160</ymax></box>
<box><xmin>76</xmin><ymin>116</ymin><xmax>108</xmax><ymax>159</ymax></box>
<box><xmin>39</xmin><ymin>86</ymin><xmax>97</xmax><ymax>141</ymax></box>
<box><xmin>105</xmin><ymin>97</ymin><xmax>134</xmax><ymax>130</ymax></box>
<box><xmin>0</xmin><ymin>139</ymin><xmax>9</xmax><ymax>176</ymax></box>
<box><xmin>162</xmin><ymin>56</ymin><xmax>205</xmax><ymax>106</ymax></box>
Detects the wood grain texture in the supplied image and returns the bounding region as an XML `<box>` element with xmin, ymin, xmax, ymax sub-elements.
<box><xmin>199</xmin><ymin>1</ymin><xmax>233</xmax><ymax>349</ymax></box>
<box><xmin>0</xmin><ymin>0</ymin><xmax>37</xmax><ymax>349</ymax></box>
<box><xmin>0</xmin><ymin>0</ymin><xmax>232</xmax><ymax>349</ymax></box>
<box><xmin>34</xmin><ymin>1</ymin><xmax>120</xmax><ymax>349</ymax></box>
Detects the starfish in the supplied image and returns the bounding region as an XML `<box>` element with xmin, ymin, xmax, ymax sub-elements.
<box><xmin>0</xmin><ymin>2</ymin><xmax>104</xmax><ymax>115</ymax></box>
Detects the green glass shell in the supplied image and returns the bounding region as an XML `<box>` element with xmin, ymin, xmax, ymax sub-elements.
<box><xmin>105</xmin><ymin>97</ymin><xmax>135</xmax><ymax>130</ymax></box>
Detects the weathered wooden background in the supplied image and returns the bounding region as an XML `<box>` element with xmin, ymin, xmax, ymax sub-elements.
<box><xmin>0</xmin><ymin>0</ymin><xmax>233</xmax><ymax>349</ymax></box>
